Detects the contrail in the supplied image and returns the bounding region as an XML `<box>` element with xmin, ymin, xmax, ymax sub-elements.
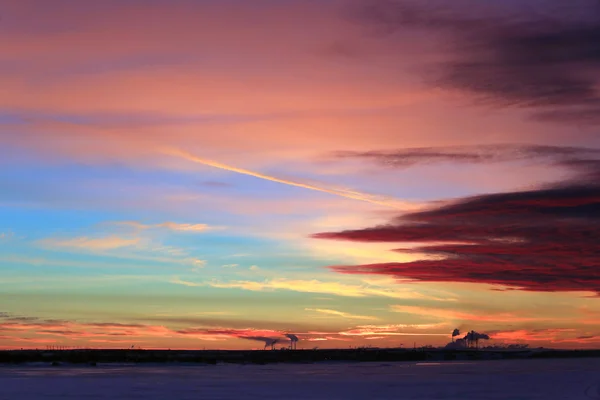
<box><xmin>164</xmin><ymin>148</ymin><xmax>414</xmax><ymax>209</ymax></box>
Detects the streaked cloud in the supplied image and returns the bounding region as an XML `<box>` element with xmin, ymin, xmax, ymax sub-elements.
<box><xmin>113</xmin><ymin>221</ymin><xmax>216</xmax><ymax>232</ymax></box>
<box><xmin>339</xmin><ymin>323</ymin><xmax>449</xmax><ymax>337</ymax></box>
<box><xmin>2</xmin><ymin>0</ymin><xmax>599</xmax><ymax>351</ymax></box>
<box><xmin>315</xmin><ymin>157</ymin><xmax>600</xmax><ymax>294</ymax></box>
<box><xmin>334</xmin><ymin>144</ymin><xmax>600</xmax><ymax>169</ymax></box>
<box><xmin>38</xmin><ymin>234</ymin><xmax>206</xmax><ymax>268</ymax></box>
<box><xmin>169</xmin><ymin>278</ymin><xmax>202</xmax><ymax>287</ymax></box>
<box><xmin>41</xmin><ymin>235</ymin><xmax>140</xmax><ymax>251</ymax></box>
<box><xmin>0</xmin><ymin>314</ymin><xmax>290</xmax><ymax>346</ymax></box>
<box><xmin>177</xmin><ymin>277</ymin><xmax>453</xmax><ymax>301</ymax></box>
<box><xmin>305</xmin><ymin>308</ymin><xmax>379</xmax><ymax>321</ymax></box>
<box><xmin>488</xmin><ymin>328</ymin><xmax>596</xmax><ymax>345</ymax></box>
<box><xmin>164</xmin><ymin>148</ymin><xmax>414</xmax><ymax>210</ymax></box>
<box><xmin>390</xmin><ymin>305</ymin><xmax>544</xmax><ymax>323</ymax></box>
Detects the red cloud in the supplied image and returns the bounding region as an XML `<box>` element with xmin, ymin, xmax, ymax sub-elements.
<box><xmin>0</xmin><ymin>317</ymin><xmax>302</xmax><ymax>347</ymax></box>
<box><xmin>314</xmin><ymin>182</ymin><xmax>600</xmax><ymax>293</ymax></box>
<box><xmin>488</xmin><ymin>328</ymin><xmax>600</xmax><ymax>347</ymax></box>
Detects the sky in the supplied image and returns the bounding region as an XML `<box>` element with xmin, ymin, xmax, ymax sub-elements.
<box><xmin>1</xmin><ymin>0</ymin><xmax>599</xmax><ymax>350</ymax></box>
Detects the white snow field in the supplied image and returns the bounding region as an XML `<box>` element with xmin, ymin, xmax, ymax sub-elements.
<box><xmin>2</xmin><ymin>358</ymin><xmax>600</xmax><ymax>399</ymax></box>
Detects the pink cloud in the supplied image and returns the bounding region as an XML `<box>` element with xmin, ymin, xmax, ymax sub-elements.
<box><xmin>0</xmin><ymin>0</ymin><xmax>570</xmax><ymax>185</ymax></box>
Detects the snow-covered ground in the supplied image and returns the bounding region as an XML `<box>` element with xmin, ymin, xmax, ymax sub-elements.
<box><xmin>2</xmin><ymin>358</ymin><xmax>600</xmax><ymax>399</ymax></box>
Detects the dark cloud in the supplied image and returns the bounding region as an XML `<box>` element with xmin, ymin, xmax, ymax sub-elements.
<box><xmin>242</xmin><ymin>336</ymin><xmax>280</xmax><ymax>347</ymax></box>
<box><xmin>334</xmin><ymin>144</ymin><xmax>600</xmax><ymax>169</ymax></box>
<box><xmin>0</xmin><ymin>313</ymin><xmax>52</xmax><ymax>323</ymax></box>
<box><xmin>86</xmin><ymin>322</ymin><xmax>146</xmax><ymax>328</ymax></box>
<box><xmin>7</xmin><ymin>316</ymin><xmax>42</xmax><ymax>322</ymax></box>
<box><xmin>533</xmin><ymin>107</ymin><xmax>600</xmax><ymax>125</ymax></box>
<box><xmin>313</xmin><ymin>161</ymin><xmax>600</xmax><ymax>293</ymax></box>
<box><xmin>37</xmin><ymin>330</ymin><xmax>83</xmax><ymax>337</ymax></box>
<box><xmin>144</xmin><ymin>316</ymin><xmax>311</xmax><ymax>332</ymax></box>
<box><xmin>175</xmin><ymin>329</ymin><xmax>301</xmax><ymax>347</ymax></box>
<box><xmin>356</xmin><ymin>0</ymin><xmax>600</xmax><ymax>123</ymax></box>
<box><xmin>175</xmin><ymin>328</ymin><xmax>266</xmax><ymax>337</ymax></box>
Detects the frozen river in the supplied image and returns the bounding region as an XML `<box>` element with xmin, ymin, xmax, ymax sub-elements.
<box><xmin>2</xmin><ymin>358</ymin><xmax>600</xmax><ymax>399</ymax></box>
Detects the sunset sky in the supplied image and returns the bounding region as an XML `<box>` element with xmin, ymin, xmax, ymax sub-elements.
<box><xmin>1</xmin><ymin>0</ymin><xmax>600</xmax><ymax>350</ymax></box>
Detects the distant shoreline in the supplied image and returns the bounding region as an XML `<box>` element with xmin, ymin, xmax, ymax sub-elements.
<box><xmin>2</xmin><ymin>348</ymin><xmax>600</xmax><ymax>365</ymax></box>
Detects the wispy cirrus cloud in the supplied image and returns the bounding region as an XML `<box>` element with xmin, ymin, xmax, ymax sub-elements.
<box><xmin>112</xmin><ymin>221</ymin><xmax>216</xmax><ymax>232</ymax></box>
<box><xmin>339</xmin><ymin>323</ymin><xmax>449</xmax><ymax>337</ymax></box>
<box><xmin>0</xmin><ymin>320</ymin><xmax>281</xmax><ymax>345</ymax></box>
<box><xmin>164</xmin><ymin>148</ymin><xmax>415</xmax><ymax>210</ymax></box>
<box><xmin>36</xmin><ymin>218</ymin><xmax>212</xmax><ymax>268</ymax></box>
<box><xmin>0</xmin><ymin>313</ymin><xmax>289</xmax><ymax>344</ymax></box>
<box><xmin>390</xmin><ymin>305</ymin><xmax>543</xmax><ymax>323</ymax></box>
<box><xmin>172</xmin><ymin>277</ymin><xmax>454</xmax><ymax>301</ymax></box>
<box><xmin>3</xmin><ymin>312</ymin><xmax>597</xmax><ymax>349</ymax></box>
<box><xmin>486</xmin><ymin>328</ymin><xmax>600</xmax><ymax>345</ymax></box>
<box><xmin>305</xmin><ymin>308</ymin><xmax>379</xmax><ymax>321</ymax></box>
<box><xmin>0</xmin><ymin>313</ymin><xmax>334</xmax><ymax>347</ymax></box>
<box><xmin>170</xmin><ymin>277</ymin><xmax>202</xmax><ymax>287</ymax></box>
<box><xmin>39</xmin><ymin>235</ymin><xmax>206</xmax><ymax>268</ymax></box>
<box><xmin>41</xmin><ymin>235</ymin><xmax>140</xmax><ymax>251</ymax></box>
